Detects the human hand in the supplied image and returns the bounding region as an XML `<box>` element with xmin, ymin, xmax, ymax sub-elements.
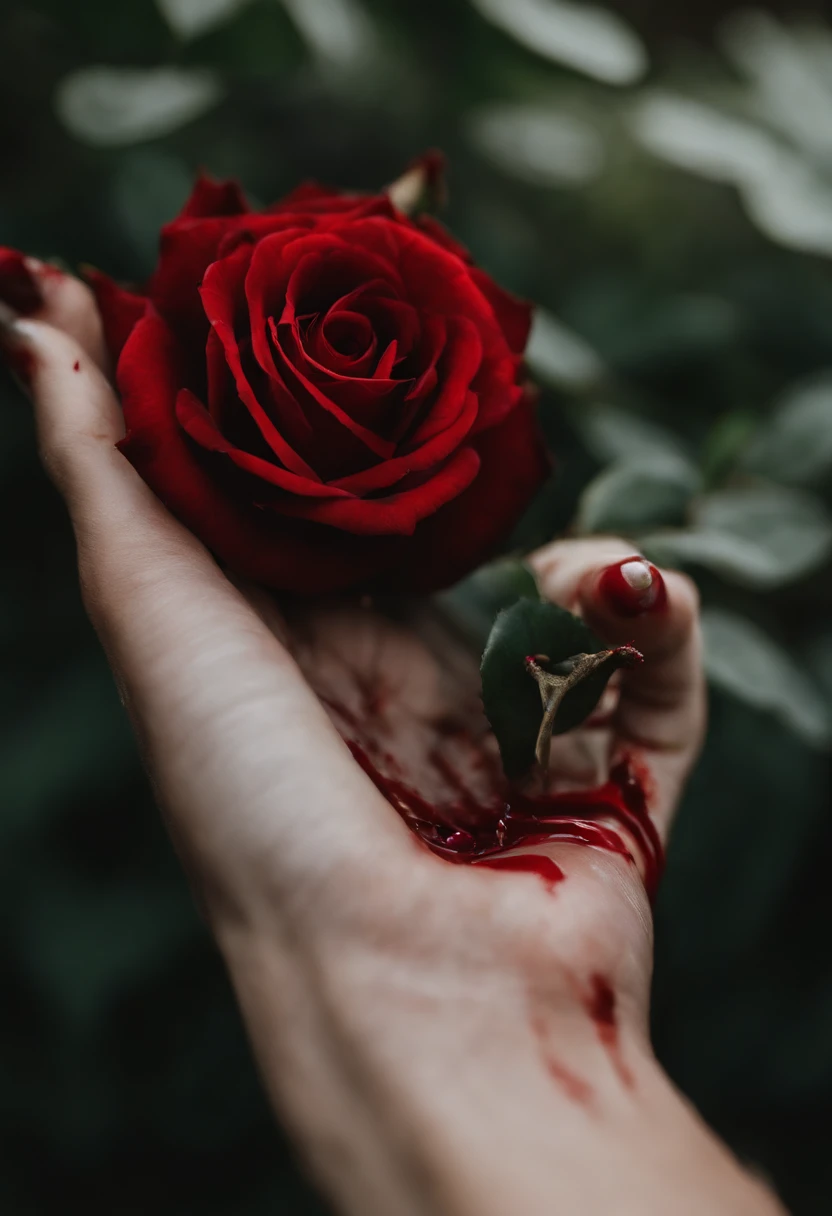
<box><xmin>0</xmin><ymin>260</ymin><xmax>782</xmax><ymax>1216</ymax></box>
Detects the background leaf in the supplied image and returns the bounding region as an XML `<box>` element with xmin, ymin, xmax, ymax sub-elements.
<box><xmin>55</xmin><ymin>67</ymin><xmax>224</xmax><ymax>147</ymax></box>
<box><xmin>156</xmin><ymin>0</ymin><xmax>254</xmax><ymax>40</ymax></box>
<box><xmin>467</xmin><ymin>105</ymin><xmax>605</xmax><ymax>186</ymax></box>
<box><xmin>641</xmin><ymin>486</ymin><xmax>832</xmax><ymax>589</ymax></box>
<box><xmin>574</xmin><ymin>403</ymin><xmax>688</xmax><ymax>465</ymax></box>
<box><xmin>436</xmin><ymin>558</ymin><xmax>539</xmax><ymax>649</ymax></box>
<box><xmin>577</xmin><ymin>454</ymin><xmax>699</xmax><ymax>535</ymax></box>
<box><xmin>280</xmin><ymin>0</ymin><xmax>375</xmax><ymax>68</ymax></box>
<box><xmin>526</xmin><ymin>309</ymin><xmax>606</xmax><ymax>391</ymax></box>
<box><xmin>701</xmin><ymin>608</ymin><xmax>832</xmax><ymax>748</ymax></box>
<box><xmin>742</xmin><ymin>374</ymin><xmax>832</xmax><ymax>487</ymax></box>
<box><xmin>469</xmin><ymin>0</ymin><xmax>647</xmax><ymax>84</ymax></box>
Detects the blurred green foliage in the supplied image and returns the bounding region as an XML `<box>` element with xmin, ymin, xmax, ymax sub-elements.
<box><xmin>1</xmin><ymin>1</ymin><xmax>832</xmax><ymax>1212</ymax></box>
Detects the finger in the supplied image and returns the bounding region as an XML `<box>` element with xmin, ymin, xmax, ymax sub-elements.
<box><xmin>0</xmin><ymin>314</ymin><xmax>413</xmax><ymax>922</ymax></box>
<box><xmin>0</xmin><ymin>252</ymin><xmax>107</xmax><ymax>370</ymax></box>
<box><xmin>530</xmin><ymin>538</ymin><xmax>705</xmax><ymax>833</ymax></box>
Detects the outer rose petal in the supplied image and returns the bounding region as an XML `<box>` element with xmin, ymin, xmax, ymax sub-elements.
<box><xmin>178</xmin><ymin>172</ymin><xmax>249</xmax><ymax>219</ymax></box>
<box><xmin>390</xmin><ymin>390</ymin><xmax>551</xmax><ymax>591</ymax></box>
<box><xmin>149</xmin><ymin>215</ymin><xmax>244</xmax><ymax>341</ymax></box>
<box><xmin>415</xmin><ymin>215</ymin><xmax>471</xmax><ymax>263</ymax></box>
<box><xmin>116</xmin><ymin>310</ymin><xmax>394</xmax><ymax>592</ymax></box>
<box><xmin>469</xmin><ymin>268</ymin><xmax>532</xmax><ymax>356</ymax></box>
<box><xmin>86</xmin><ymin>268</ymin><xmax>147</xmax><ymax>362</ymax></box>
<box><xmin>270</xmin><ymin>184</ymin><xmax>396</xmax><ymax>221</ymax></box>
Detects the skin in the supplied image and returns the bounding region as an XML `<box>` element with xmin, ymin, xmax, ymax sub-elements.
<box><xmin>0</xmin><ymin>265</ymin><xmax>785</xmax><ymax>1215</ymax></box>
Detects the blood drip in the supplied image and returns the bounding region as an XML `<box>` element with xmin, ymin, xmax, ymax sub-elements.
<box><xmin>476</xmin><ymin>854</ymin><xmax>565</xmax><ymax>891</ymax></box>
<box><xmin>583</xmin><ymin>973</ymin><xmax>635</xmax><ymax>1088</ymax></box>
<box><xmin>530</xmin><ymin>1012</ymin><xmax>594</xmax><ymax>1106</ymax></box>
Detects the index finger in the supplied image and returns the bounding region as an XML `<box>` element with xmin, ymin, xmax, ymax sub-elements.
<box><xmin>0</xmin><ymin>300</ymin><xmax>414</xmax><ymax>928</ymax></box>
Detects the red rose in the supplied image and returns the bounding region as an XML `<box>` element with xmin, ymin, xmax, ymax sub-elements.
<box><xmin>89</xmin><ymin>166</ymin><xmax>549</xmax><ymax>593</ymax></box>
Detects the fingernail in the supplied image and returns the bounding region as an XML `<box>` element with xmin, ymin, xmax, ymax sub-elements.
<box><xmin>0</xmin><ymin>249</ymin><xmax>43</xmax><ymax>315</ymax></box>
<box><xmin>597</xmin><ymin>557</ymin><xmax>667</xmax><ymax>617</ymax></box>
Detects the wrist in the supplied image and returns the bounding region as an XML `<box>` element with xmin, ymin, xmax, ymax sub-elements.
<box><xmin>220</xmin><ymin>912</ymin><xmax>782</xmax><ymax>1216</ymax></box>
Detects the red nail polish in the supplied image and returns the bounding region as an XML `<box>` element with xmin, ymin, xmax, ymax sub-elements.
<box><xmin>0</xmin><ymin>249</ymin><xmax>42</xmax><ymax>315</ymax></box>
<box><xmin>598</xmin><ymin>558</ymin><xmax>667</xmax><ymax>616</ymax></box>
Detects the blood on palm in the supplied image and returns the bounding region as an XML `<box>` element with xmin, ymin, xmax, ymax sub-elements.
<box><xmin>341</xmin><ymin>707</ymin><xmax>664</xmax><ymax>901</ymax></box>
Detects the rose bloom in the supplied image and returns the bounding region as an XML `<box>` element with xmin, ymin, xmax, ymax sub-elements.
<box><xmin>89</xmin><ymin>166</ymin><xmax>549</xmax><ymax>593</ymax></box>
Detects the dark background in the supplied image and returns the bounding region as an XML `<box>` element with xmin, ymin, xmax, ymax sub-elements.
<box><xmin>2</xmin><ymin>1</ymin><xmax>832</xmax><ymax>1211</ymax></box>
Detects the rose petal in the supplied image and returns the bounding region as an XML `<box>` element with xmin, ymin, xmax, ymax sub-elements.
<box><xmin>245</xmin><ymin>231</ymin><xmax>398</xmax><ymax>385</ymax></box>
<box><xmin>178</xmin><ymin>172</ymin><xmax>250</xmax><ymax>219</ymax></box>
<box><xmin>310</xmin><ymin>309</ymin><xmax>377</xmax><ymax>375</ymax></box>
<box><xmin>116</xmin><ymin>311</ymin><xmax>386</xmax><ymax>593</ymax></box>
<box><xmin>270</xmin><ymin>184</ymin><xmax>396</xmax><ymax>221</ymax></box>
<box><xmin>85</xmin><ymin>268</ymin><xmax>147</xmax><ymax>362</ymax></box>
<box><xmin>215</xmin><ymin>213</ymin><xmax>316</xmax><ymax>262</ymax></box>
<box><xmin>273</xmin><ymin>446</ymin><xmax>481</xmax><ymax>535</ymax></box>
<box><xmin>331</xmin><ymin>389</ymin><xmax>478</xmax><ymax>494</ymax></box>
<box><xmin>269</xmin><ymin>315</ymin><xmax>395</xmax><ymax>461</ymax></box>
<box><xmin>280</xmin><ymin>318</ymin><xmax>403</xmax><ymax>414</ymax></box>
<box><xmin>404</xmin><ymin>315</ymin><xmax>482</xmax><ymax>446</ymax></box>
<box><xmin>374</xmin><ymin>338</ymin><xmax>398</xmax><ymax>379</ymax></box>
<box><xmin>279</xmin><ymin>239</ymin><xmax>403</xmax><ymax>324</ymax></box>
<box><xmin>176</xmin><ymin>390</ymin><xmax>352</xmax><ymax>498</ymax></box>
<box><xmin>415</xmin><ymin>214</ymin><xmax>471</xmax><ymax>263</ymax></box>
<box><xmin>392</xmin><ymin>390</ymin><xmax>551</xmax><ymax>591</ymax></box>
<box><xmin>469</xmin><ymin>268</ymin><xmax>532</xmax><ymax>356</ymax></box>
<box><xmin>200</xmin><ymin>245</ymin><xmax>320</xmax><ymax>480</ymax></box>
<box><xmin>150</xmin><ymin>215</ymin><xmax>243</xmax><ymax>342</ymax></box>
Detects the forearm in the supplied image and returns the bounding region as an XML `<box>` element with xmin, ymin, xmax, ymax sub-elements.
<box><xmin>219</xmin><ymin>924</ymin><xmax>785</xmax><ymax>1216</ymax></box>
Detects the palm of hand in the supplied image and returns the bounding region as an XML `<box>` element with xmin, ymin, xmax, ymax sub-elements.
<box><xmin>281</xmin><ymin>596</ymin><xmax>626</xmax><ymax>831</ymax></box>
<box><xmin>249</xmin><ymin>593</ymin><xmax>656</xmax><ymax>1020</ymax></box>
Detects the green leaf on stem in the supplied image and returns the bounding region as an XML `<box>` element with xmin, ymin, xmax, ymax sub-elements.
<box><xmin>481</xmin><ymin>598</ymin><xmax>642</xmax><ymax>778</ymax></box>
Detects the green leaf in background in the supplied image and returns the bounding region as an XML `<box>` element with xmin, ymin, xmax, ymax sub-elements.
<box><xmin>436</xmin><ymin>558</ymin><xmax>540</xmax><ymax>650</ymax></box>
<box><xmin>575</xmin><ymin>403</ymin><xmax>688</xmax><ymax>465</ymax></box>
<box><xmin>701</xmin><ymin>608</ymin><xmax>832</xmax><ymax>748</ymax></box>
<box><xmin>631</xmin><ymin>90</ymin><xmax>783</xmax><ymax>191</ymax></box>
<box><xmin>156</xmin><ymin>0</ymin><xmax>254</xmax><ymax>40</ymax></box>
<box><xmin>577</xmin><ymin>453</ymin><xmax>699</xmax><ymax>535</ymax></box>
<box><xmin>55</xmin><ymin>66</ymin><xmax>224</xmax><ymax>147</ymax></box>
<box><xmin>742</xmin><ymin>374</ymin><xmax>832</xmax><ymax>487</ymax></box>
<box><xmin>467</xmin><ymin>105</ymin><xmax>605</xmax><ymax>187</ymax></box>
<box><xmin>809</xmin><ymin>632</ymin><xmax>832</xmax><ymax>710</ymax></box>
<box><xmin>526</xmin><ymin>309</ymin><xmax>606</xmax><ymax>392</ymax></box>
<box><xmin>481</xmin><ymin>598</ymin><xmax>620</xmax><ymax>777</ymax></box>
<box><xmin>630</xmin><ymin>15</ymin><xmax>832</xmax><ymax>259</ymax></box>
<box><xmin>469</xmin><ymin>0</ymin><xmax>647</xmax><ymax>85</ymax></box>
<box><xmin>19</xmin><ymin>871</ymin><xmax>199</xmax><ymax>1030</ymax></box>
<box><xmin>700</xmin><ymin>409</ymin><xmax>757</xmax><ymax>487</ymax></box>
<box><xmin>641</xmin><ymin>485</ymin><xmax>832</xmax><ymax>589</ymax></box>
<box><xmin>718</xmin><ymin>10</ymin><xmax>832</xmax><ymax>163</ymax></box>
<box><xmin>280</xmin><ymin>0</ymin><xmax>375</xmax><ymax>69</ymax></box>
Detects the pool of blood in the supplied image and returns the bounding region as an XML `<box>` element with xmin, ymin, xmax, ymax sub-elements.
<box><xmin>347</xmin><ymin>737</ymin><xmax>664</xmax><ymax>902</ymax></box>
